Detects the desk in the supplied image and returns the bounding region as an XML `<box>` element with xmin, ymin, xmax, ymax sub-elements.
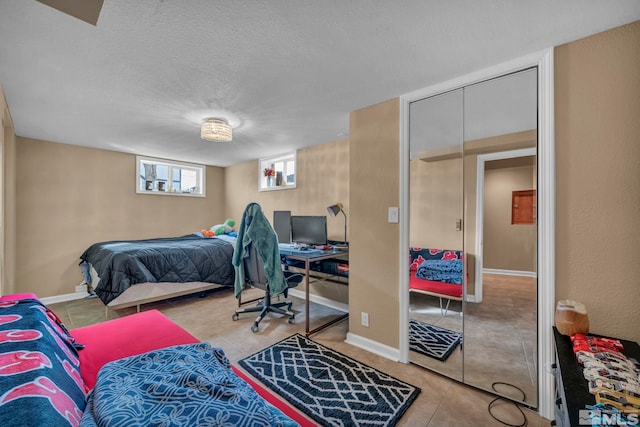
<box><xmin>279</xmin><ymin>248</ymin><xmax>349</xmax><ymax>336</ymax></box>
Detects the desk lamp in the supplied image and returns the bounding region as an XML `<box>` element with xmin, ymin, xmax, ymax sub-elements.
<box><xmin>327</xmin><ymin>202</ymin><xmax>347</xmax><ymax>246</ymax></box>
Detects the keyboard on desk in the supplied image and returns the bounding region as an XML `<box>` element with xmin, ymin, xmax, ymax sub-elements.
<box><xmin>278</xmin><ymin>243</ymin><xmax>323</xmax><ymax>254</ymax></box>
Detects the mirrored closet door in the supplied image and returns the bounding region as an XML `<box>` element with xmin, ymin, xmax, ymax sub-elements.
<box><xmin>408</xmin><ymin>88</ymin><xmax>464</xmax><ymax>381</ymax></box>
<box><xmin>407</xmin><ymin>68</ymin><xmax>539</xmax><ymax>408</ymax></box>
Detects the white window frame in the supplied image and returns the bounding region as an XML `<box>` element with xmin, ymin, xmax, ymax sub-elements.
<box><xmin>259</xmin><ymin>151</ymin><xmax>297</xmax><ymax>191</ymax></box>
<box><xmin>136</xmin><ymin>156</ymin><xmax>206</xmax><ymax>197</ymax></box>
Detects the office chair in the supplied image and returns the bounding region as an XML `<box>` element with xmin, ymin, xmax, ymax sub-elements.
<box><xmin>231</xmin><ymin>203</ymin><xmax>303</xmax><ymax>332</ymax></box>
<box><xmin>232</xmin><ymin>243</ymin><xmax>303</xmax><ymax>332</ymax></box>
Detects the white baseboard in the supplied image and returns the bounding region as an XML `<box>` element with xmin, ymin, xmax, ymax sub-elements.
<box><xmin>466</xmin><ymin>269</ymin><xmax>536</xmax><ymax>303</ymax></box>
<box><xmin>40</xmin><ymin>291</ymin><xmax>87</xmax><ymax>305</ymax></box>
<box><xmin>483</xmin><ymin>268</ymin><xmax>537</xmax><ymax>278</ymax></box>
<box><xmin>345</xmin><ymin>332</ymin><xmax>400</xmax><ymax>362</ymax></box>
<box><xmin>288</xmin><ymin>289</ymin><xmax>348</xmax><ymax>313</ymax></box>
<box><xmin>279</xmin><ymin>288</ymin><xmax>358</xmax><ymax>359</ymax></box>
<box><xmin>42</xmin><ymin>287</ymin><xmax>350</xmax><ymax>311</ymax></box>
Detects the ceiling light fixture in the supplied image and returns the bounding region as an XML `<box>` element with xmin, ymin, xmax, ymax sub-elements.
<box><xmin>201</xmin><ymin>118</ymin><xmax>232</xmax><ymax>142</ymax></box>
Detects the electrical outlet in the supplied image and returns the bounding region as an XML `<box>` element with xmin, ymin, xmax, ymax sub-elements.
<box><xmin>361</xmin><ymin>312</ymin><xmax>369</xmax><ymax>327</ymax></box>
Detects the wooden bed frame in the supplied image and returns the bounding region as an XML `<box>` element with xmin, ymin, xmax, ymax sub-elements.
<box><xmin>87</xmin><ymin>265</ymin><xmax>229</xmax><ymax>315</ymax></box>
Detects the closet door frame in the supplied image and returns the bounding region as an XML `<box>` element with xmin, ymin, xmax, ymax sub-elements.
<box><xmin>398</xmin><ymin>48</ymin><xmax>555</xmax><ymax>420</ymax></box>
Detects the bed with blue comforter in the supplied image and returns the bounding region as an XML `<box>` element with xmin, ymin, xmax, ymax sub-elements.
<box><xmin>79</xmin><ymin>235</ymin><xmax>235</xmax><ymax>305</ymax></box>
<box><xmin>0</xmin><ymin>298</ymin><xmax>296</xmax><ymax>427</ymax></box>
<box><xmin>80</xmin><ymin>343</ymin><xmax>295</xmax><ymax>427</ymax></box>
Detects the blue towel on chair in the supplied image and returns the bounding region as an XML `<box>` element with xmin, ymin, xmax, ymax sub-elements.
<box><xmin>416</xmin><ymin>259</ymin><xmax>463</xmax><ymax>284</ymax></box>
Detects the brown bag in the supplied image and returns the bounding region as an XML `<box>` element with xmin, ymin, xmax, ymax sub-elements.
<box><xmin>555</xmin><ymin>299</ymin><xmax>590</xmax><ymax>336</ymax></box>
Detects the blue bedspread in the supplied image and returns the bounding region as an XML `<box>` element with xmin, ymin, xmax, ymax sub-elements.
<box><xmin>416</xmin><ymin>259</ymin><xmax>463</xmax><ymax>284</ymax></box>
<box><xmin>80</xmin><ymin>343</ymin><xmax>296</xmax><ymax>427</ymax></box>
<box><xmin>79</xmin><ymin>235</ymin><xmax>236</xmax><ymax>305</ymax></box>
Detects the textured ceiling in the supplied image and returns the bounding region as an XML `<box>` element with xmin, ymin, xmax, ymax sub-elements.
<box><xmin>1</xmin><ymin>1</ymin><xmax>639</xmax><ymax>167</ymax></box>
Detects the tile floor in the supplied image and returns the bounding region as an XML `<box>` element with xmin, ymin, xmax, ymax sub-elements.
<box><xmin>410</xmin><ymin>274</ymin><xmax>538</xmax><ymax>408</ymax></box>
<box><xmin>464</xmin><ymin>274</ymin><xmax>538</xmax><ymax>407</ymax></box>
<box><xmin>50</xmin><ymin>288</ymin><xmax>551</xmax><ymax>426</ymax></box>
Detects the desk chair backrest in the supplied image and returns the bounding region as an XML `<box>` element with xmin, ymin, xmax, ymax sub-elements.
<box><xmin>243</xmin><ymin>243</ymin><xmax>269</xmax><ymax>290</ymax></box>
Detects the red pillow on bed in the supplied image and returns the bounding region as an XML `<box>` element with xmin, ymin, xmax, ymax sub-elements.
<box><xmin>70</xmin><ymin>310</ymin><xmax>199</xmax><ymax>390</ymax></box>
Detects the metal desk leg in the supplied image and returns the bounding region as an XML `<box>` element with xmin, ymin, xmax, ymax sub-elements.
<box><xmin>305</xmin><ymin>259</ymin><xmax>310</xmax><ymax>335</ymax></box>
<box><xmin>304</xmin><ymin>259</ymin><xmax>349</xmax><ymax>337</ymax></box>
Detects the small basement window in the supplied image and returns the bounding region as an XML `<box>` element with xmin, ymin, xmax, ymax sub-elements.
<box><xmin>136</xmin><ymin>156</ymin><xmax>206</xmax><ymax>197</ymax></box>
<box><xmin>259</xmin><ymin>152</ymin><xmax>296</xmax><ymax>191</ymax></box>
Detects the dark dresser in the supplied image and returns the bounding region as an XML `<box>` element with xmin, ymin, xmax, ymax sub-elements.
<box><xmin>552</xmin><ymin>327</ymin><xmax>640</xmax><ymax>426</ymax></box>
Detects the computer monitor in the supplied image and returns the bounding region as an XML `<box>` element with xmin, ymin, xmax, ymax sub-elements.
<box><xmin>273</xmin><ymin>210</ymin><xmax>291</xmax><ymax>243</ymax></box>
<box><xmin>290</xmin><ymin>216</ymin><xmax>327</xmax><ymax>246</ymax></box>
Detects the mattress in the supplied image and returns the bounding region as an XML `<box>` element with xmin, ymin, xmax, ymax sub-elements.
<box><xmin>79</xmin><ymin>234</ymin><xmax>236</xmax><ymax>305</ymax></box>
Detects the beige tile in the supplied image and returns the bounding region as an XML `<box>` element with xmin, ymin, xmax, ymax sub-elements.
<box><xmin>430</xmin><ymin>381</ymin><xmax>540</xmax><ymax>426</ymax></box>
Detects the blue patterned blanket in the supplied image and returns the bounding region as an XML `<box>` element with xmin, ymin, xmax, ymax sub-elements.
<box><xmin>80</xmin><ymin>342</ymin><xmax>296</xmax><ymax>427</ymax></box>
<box><xmin>0</xmin><ymin>299</ymin><xmax>86</xmax><ymax>426</ymax></box>
<box><xmin>416</xmin><ymin>259</ymin><xmax>463</xmax><ymax>284</ymax></box>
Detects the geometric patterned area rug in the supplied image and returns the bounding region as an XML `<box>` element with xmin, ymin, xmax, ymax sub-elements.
<box><xmin>238</xmin><ymin>334</ymin><xmax>421</xmax><ymax>427</ymax></box>
<box><xmin>409</xmin><ymin>319</ymin><xmax>462</xmax><ymax>362</ymax></box>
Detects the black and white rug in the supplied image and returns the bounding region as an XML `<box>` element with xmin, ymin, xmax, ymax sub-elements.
<box><xmin>238</xmin><ymin>334</ymin><xmax>420</xmax><ymax>427</ymax></box>
<box><xmin>409</xmin><ymin>320</ymin><xmax>462</xmax><ymax>361</ymax></box>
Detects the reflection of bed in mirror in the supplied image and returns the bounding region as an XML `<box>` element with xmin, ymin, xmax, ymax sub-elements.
<box><xmin>79</xmin><ymin>234</ymin><xmax>236</xmax><ymax>312</ymax></box>
<box><xmin>409</xmin><ymin>248</ymin><xmax>463</xmax><ymax>316</ymax></box>
<box><xmin>408</xmin><ymin>247</ymin><xmax>464</xmax><ymax>381</ymax></box>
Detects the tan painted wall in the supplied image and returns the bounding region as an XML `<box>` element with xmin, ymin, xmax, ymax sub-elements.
<box><xmin>349</xmin><ymin>98</ymin><xmax>400</xmax><ymax>348</ymax></box>
<box><xmin>223</xmin><ymin>139</ymin><xmax>350</xmax><ymax>304</ymax></box>
<box><xmin>555</xmin><ymin>21</ymin><xmax>640</xmax><ymax>343</ymax></box>
<box><xmin>411</xmin><ymin>158</ymin><xmax>537</xmax><ymax>276</ymax></box>
<box><xmin>483</xmin><ymin>162</ymin><xmax>536</xmax><ymax>271</ymax></box>
<box><xmin>409</xmin><ymin>157</ymin><xmax>463</xmax><ymax>251</ymax></box>
<box><xmin>463</xmin><ymin>130</ymin><xmax>536</xmax><ymax>295</ymax></box>
<box><xmin>1</xmin><ymin>86</ymin><xmax>6</xmax><ymax>296</ymax></box>
<box><xmin>1</xmin><ymin>85</ymin><xmax>5</xmax><ymax>297</ymax></box>
<box><xmin>15</xmin><ymin>138</ymin><xmax>225</xmax><ymax>298</ymax></box>
<box><xmin>1</xmin><ymin>84</ymin><xmax>17</xmax><ymax>296</ymax></box>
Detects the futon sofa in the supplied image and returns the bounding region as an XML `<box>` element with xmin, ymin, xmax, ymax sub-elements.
<box><xmin>409</xmin><ymin>248</ymin><xmax>464</xmax><ymax>315</ymax></box>
<box><xmin>0</xmin><ymin>294</ymin><xmax>309</xmax><ymax>426</ymax></box>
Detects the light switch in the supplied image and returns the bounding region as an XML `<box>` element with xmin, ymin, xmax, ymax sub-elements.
<box><xmin>388</xmin><ymin>207</ymin><xmax>399</xmax><ymax>223</ymax></box>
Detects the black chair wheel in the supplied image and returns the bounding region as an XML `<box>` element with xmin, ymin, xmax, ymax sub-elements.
<box><xmin>251</xmin><ymin>323</ymin><xmax>259</xmax><ymax>333</ymax></box>
<box><xmin>287</xmin><ymin>303</ymin><xmax>293</xmax><ymax>311</ymax></box>
<box><xmin>288</xmin><ymin>316</ymin><xmax>295</xmax><ymax>324</ymax></box>
<box><xmin>231</xmin><ymin>313</ymin><xmax>239</xmax><ymax>321</ymax></box>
